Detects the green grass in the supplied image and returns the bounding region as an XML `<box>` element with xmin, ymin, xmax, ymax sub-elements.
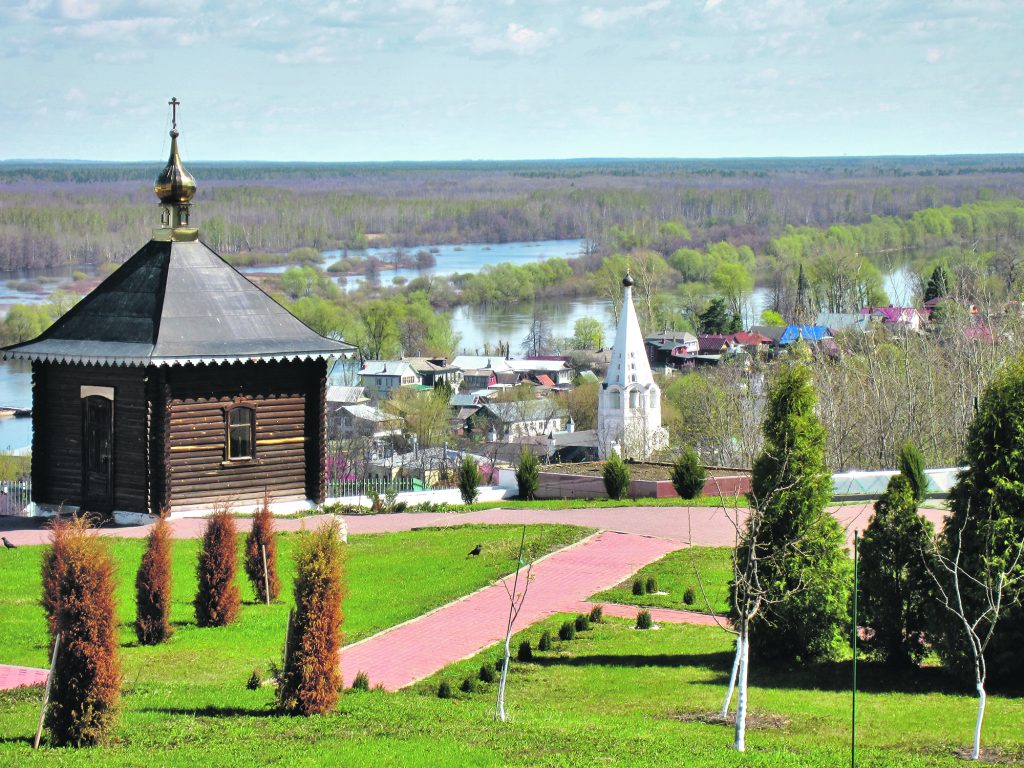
<box><xmin>3</xmin><ymin>614</ymin><xmax>1016</xmax><ymax>766</ymax></box>
<box><xmin>590</xmin><ymin>547</ymin><xmax>733</xmax><ymax>615</ymax></box>
<box><xmin>0</xmin><ymin>523</ymin><xmax>590</xmax><ymax>678</ymax></box>
<box><xmin>2</xmin><ymin>523</ymin><xmax>1021</xmax><ymax>766</ymax></box>
<box><xmin>467</xmin><ymin>496</ymin><xmax>735</xmax><ymax>511</ymax></box>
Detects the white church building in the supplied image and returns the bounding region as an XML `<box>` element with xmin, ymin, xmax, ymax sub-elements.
<box><xmin>597</xmin><ymin>273</ymin><xmax>669</xmax><ymax>459</ymax></box>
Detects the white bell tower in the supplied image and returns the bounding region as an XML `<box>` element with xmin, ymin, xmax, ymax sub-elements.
<box><xmin>597</xmin><ymin>273</ymin><xmax>669</xmax><ymax>459</ymax></box>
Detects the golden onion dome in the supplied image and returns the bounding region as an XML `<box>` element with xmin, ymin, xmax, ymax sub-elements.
<box><xmin>154</xmin><ymin>128</ymin><xmax>196</xmax><ymax>204</ymax></box>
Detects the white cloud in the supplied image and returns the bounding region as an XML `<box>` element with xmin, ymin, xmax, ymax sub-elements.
<box><xmin>275</xmin><ymin>45</ymin><xmax>334</xmax><ymax>65</ymax></box>
<box><xmin>704</xmin><ymin>0</ymin><xmax>722</xmax><ymax>9</ymax></box>
<box><xmin>927</xmin><ymin>47</ymin><xmax>942</xmax><ymax>63</ymax></box>
<box><xmin>578</xmin><ymin>0</ymin><xmax>669</xmax><ymax>30</ymax></box>
<box><xmin>59</xmin><ymin>0</ymin><xmax>101</xmax><ymax>20</ymax></box>
<box><xmin>472</xmin><ymin>22</ymin><xmax>553</xmax><ymax>55</ymax></box>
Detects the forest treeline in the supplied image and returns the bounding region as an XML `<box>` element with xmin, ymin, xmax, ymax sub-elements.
<box><xmin>2</xmin><ymin>156</ymin><xmax>1024</xmax><ymax>269</ymax></box>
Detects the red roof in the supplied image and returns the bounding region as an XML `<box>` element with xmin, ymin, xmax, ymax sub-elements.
<box><xmin>733</xmin><ymin>331</ymin><xmax>772</xmax><ymax>346</ymax></box>
<box><xmin>535</xmin><ymin>374</ymin><xmax>555</xmax><ymax>387</ymax></box>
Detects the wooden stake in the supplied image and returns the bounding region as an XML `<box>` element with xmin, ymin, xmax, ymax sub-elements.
<box><xmin>261</xmin><ymin>544</ymin><xmax>270</xmax><ymax>606</ymax></box>
<box><xmin>33</xmin><ymin>632</ymin><xmax>61</xmax><ymax>749</ymax></box>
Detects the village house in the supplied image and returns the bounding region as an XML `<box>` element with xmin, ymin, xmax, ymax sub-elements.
<box><xmin>1</xmin><ymin>117</ymin><xmax>353</xmax><ymax>516</ymax></box>
<box><xmin>644</xmin><ymin>330</ymin><xmax>698</xmax><ymax>368</ymax></box>
<box><xmin>859</xmin><ymin>306</ymin><xmax>929</xmax><ymax>331</ymax></box>
<box><xmin>333</xmin><ymin>403</ymin><xmax>402</xmax><ymax>441</ymax></box>
<box><xmin>402</xmin><ymin>357</ymin><xmax>463</xmax><ymax>389</ymax></box>
<box><xmin>479</xmin><ymin>400</ymin><xmax>567</xmax><ymax>440</ymax></box>
<box><xmin>357</xmin><ymin>360</ymin><xmax>421</xmax><ymax>398</ymax></box>
<box><xmin>505</xmin><ymin>358</ymin><xmax>572</xmax><ymax>387</ymax></box>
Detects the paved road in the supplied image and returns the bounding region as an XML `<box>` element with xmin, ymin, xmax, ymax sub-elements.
<box><xmin>340</xmin><ymin>530</ymin><xmax>683</xmax><ymax>690</ymax></box>
<box><xmin>0</xmin><ymin>503</ymin><xmax>946</xmax><ymax>548</ymax></box>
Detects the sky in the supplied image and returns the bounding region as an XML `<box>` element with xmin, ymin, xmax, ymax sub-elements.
<box><xmin>1</xmin><ymin>0</ymin><xmax>1021</xmax><ymax>162</ymax></box>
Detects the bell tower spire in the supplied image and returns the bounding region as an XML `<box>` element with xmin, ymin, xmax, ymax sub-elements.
<box><xmin>154</xmin><ymin>97</ymin><xmax>198</xmax><ymax>242</ymax></box>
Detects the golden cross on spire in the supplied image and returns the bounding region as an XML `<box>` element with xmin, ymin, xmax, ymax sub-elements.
<box><xmin>169</xmin><ymin>97</ymin><xmax>180</xmax><ymax>130</ymax></box>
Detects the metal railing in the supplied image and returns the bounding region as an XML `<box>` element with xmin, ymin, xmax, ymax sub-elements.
<box><xmin>0</xmin><ymin>478</ymin><xmax>32</xmax><ymax>516</ymax></box>
<box><xmin>325</xmin><ymin>476</ymin><xmax>426</xmax><ymax>498</ymax></box>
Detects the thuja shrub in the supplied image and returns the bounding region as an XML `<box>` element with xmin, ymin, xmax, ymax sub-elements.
<box><xmin>602</xmin><ymin>453</ymin><xmax>631</xmax><ymax>500</ymax></box>
<box><xmin>588</xmin><ymin>605</ymin><xmax>604</xmax><ymax>623</ymax></box>
<box><xmin>41</xmin><ymin>516</ymin><xmax>78</xmax><ymax>643</ymax></box>
<box><xmin>645</xmin><ymin>576</ymin><xmax>659</xmax><ymax>594</ymax></box>
<box><xmin>537</xmin><ymin>631</ymin><xmax>553</xmax><ymax>651</ymax></box>
<box><xmin>479</xmin><ymin>663</ymin><xmax>497</xmax><ymax>683</ymax></box>
<box><xmin>558</xmin><ymin>620</ymin><xmax>576</xmax><ymax>641</ymax></box>
<box><xmin>515</xmin><ymin>446</ymin><xmax>541</xmax><ymax>501</ymax></box>
<box><xmin>631</xmin><ymin>578</ymin><xmax>644</xmax><ymax>596</ymax></box>
<box><xmin>517</xmin><ymin>639</ymin><xmax>533</xmax><ymax>662</ymax></box>
<box><xmin>458</xmin><ymin>455</ymin><xmax>482</xmax><ymax>505</ymax></box>
<box><xmin>437</xmin><ymin>680</ymin><xmax>452</xmax><ymax>699</ymax></box>
<box><xmin>247</xmin><ymin>669</ymin><xmax>263</xmax><ymax>690</ymax></box>
<box><xmin>636</xmin><ymin>609</ymin><xmax>653</xmax><ymax>630</ymax></box>
<box><xmin>135</xmin><ymin>516</ymin><xmax>174</xmax><ymax>645</ymax></box>
<box><xmin>574</xmin><ymin>614</ymin><xmax>590</xmax><ymax>632</ymax></box>
<box><xmin>46</xmin><ymin>523</ymin><xmax>121</xmax><ymax>747</ymax></box>
<box><xmin>245</xmin><ymin>499</ymin><xmax>281</xmax><ymax>603</ymax></box>
<box><xmin>460</xmin><ymin>676</ymin><xmax>477</xmax><ymax>694</ymax></box>
<box><xmin>683</xmin><ymin>586</ymin><xmax>697</xmax><ymax>606</ymax></box>
<box><xmin>277</xmin><ymin>519</ymin><xmax>345</xmax><ymax>715</ymax></box>
<box><xmin>671</xmin><ymin>446</ymin><xmax>706</xmax><ymax>500</ymax></box>
<box><xmin>194</xmin><ymin>508</ymin><xmax>241</xmax><ymax>628</ymax></box>
<box><xmin>351</xmin><ymin>672</ymin><xmax>370</xmax><ymax>691</ymax></box>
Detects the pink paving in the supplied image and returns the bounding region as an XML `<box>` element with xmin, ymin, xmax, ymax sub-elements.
<box><xmin>0</xmin><ymin>503</ymin><xmax>947</xmax><ymax>549</ymax></box>
<box><xmin>0</xmin><ymin>664</ymin><xmax>47</xmax><ymax>691</ymax></box>
<box><xmin>340</xmin><ymin>530</ymin><xmax>683</xmax><ymax>690</ymax></box>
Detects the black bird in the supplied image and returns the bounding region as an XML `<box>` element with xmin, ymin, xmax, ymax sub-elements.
<box><xmin>2</xmin><ymin>537</ymin><xmax>15</xmax><ymax>549</ymax></box>
<box><xmin>468</xmin><ymin>544</ymin><xmax>482</xmax><ymax>557</ymax></box>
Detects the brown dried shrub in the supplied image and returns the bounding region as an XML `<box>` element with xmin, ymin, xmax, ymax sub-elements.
<box><xmin>277</xmin><ymin>518</ymin><xmax>345</xmax><ymax>715</ymax></box>
<box><xmin>135</xmin><ymin>517</ymin><xmax>174</xmax><ymax>644</ymax></box>
<box><xmin>40</xmin><ymin>516</ymin><xmax>78</xmax><ymax>642</ymax></box>
<box><xmin>45</xmin><ymin>521</ymin><xmax>121</xmax><ymax>746</ymax></box>
<box><xmin>244</xmin><ymin>496</ymin><xmax>280</xmax><ymax>603</ymax></box>
<box><xmin>194</xmin><ymin>507</ymin><xmax>241</xmax><ymax>627</ymax></box>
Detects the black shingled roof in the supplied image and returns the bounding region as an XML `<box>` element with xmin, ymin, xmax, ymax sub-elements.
<box><xmin>2</xmin><ymin>239</ymin><xmax>353</xmax><ymax>366</ymax></box>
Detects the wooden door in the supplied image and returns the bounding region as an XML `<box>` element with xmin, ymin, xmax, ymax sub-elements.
<box><xmin>82</xmin><ymin>395</ymin><xmax>114</xmax><ymax>512</ymax></box>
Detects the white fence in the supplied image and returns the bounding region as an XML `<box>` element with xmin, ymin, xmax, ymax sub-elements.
<box><xmin>831</xmin><ymin>467</ymin><xmax>963</xmax><ymax>498</ymax></box>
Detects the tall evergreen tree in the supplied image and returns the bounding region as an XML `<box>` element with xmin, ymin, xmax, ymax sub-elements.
<box><xmin>932</xmin><ymin>358</ymin><xmax>1024</xmax><ymax>682</ymax></box>
<box><xmin>858</xmin><ymin>474</ymin><xmax>934</xmax><ymax>666</ymax></box>
<box><xmin>923</xmin><ymin>264</ymin><xmax>951</xmax><ymax>304</ymax></box>
<box><xmin>737</xmin><ymin>362</ymin><xmax>851</xmax><ymax>662</ymax></box>
<box><xmin>793</xmin><ymin>263</ymin><xmax>814</xmax><ymax>325</ymax></box>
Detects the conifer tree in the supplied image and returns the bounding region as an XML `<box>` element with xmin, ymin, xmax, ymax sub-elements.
<box><xmin>858</xmin><ymin>474</ymin><xmax>934</xmax><ymax>665</ymax></box>
<box><xmin>458</xmin><ymin>455</ymin><xmax>482</xmax><ymax>505</ymax></box>
<box><xmin>603</xmin><ymin>452</ymin><xmax>631</xmax><ymax>500</ymax></box>
<box><xmin>671</xmin><ymin>446</ymin><xmax>706</xmax><ymax>500</ymax></box>
<box><xmin>515</xmin><ymin>446</ymin><xmax>540</xmax><ymax>501</ymax></box>
<box><xmin>738</xmin><ymin>362</ymin><xmax>851</xmax><ymax>662</ymax></box>
<box><xmin>897</xmin><ymin>440</ymin><xmax>929</xmax><ymax>505</ymax></box>
<box><xmin>45</xmin><ymin>520</ymin><xmax>120</xmax><ymax>746</ymax></box>
<box><xmin>194</xmin><ymin>508</ymin><xmax>241</xmax><ymax>627</ymax></box>
<box><xmin>932</xmin><ymin>357</ymin><xmax>1024</xmax><ymax>682</ymax></box>
<box><xmin>277</xmin><ymin>519</ymin><xmax>345</xmax><ymax>715</ymax></box>
<box><xmin>923</xmin><ymin>264</ymin><xmax>951</xmax><ymax>304</ymax></box>
<box><xmin>245</xmin><ymin>498</ymin><xmax>281</xmax><ymax>603</ymax></box>
<box><xmin>41</xmin><ymin>516</ymin><xmax>75</xmax><ymax>643</ymax></box>
<box><xmin>135</xmin><ymin>516</ymin><xmax>174</xmax><ymax>645</ymax></box>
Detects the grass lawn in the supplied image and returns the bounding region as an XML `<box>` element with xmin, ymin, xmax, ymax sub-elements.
<box><xmin>590</xmin><ymin>547</ymin><xmax>733</xmax><ymax>615</ymax></box>
<box><xmin>0</xmin><ymin>522</ymin><xmax>590</xmax><ymax>676</ymax></box>
<box><xmin>2</xmin><ymin>614</ymin><xmax>1018</xmax><ymax>766</ymax></box>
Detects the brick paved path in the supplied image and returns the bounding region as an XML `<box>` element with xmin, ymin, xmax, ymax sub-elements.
<box><xmin>340</xmin><ymin>530</ymin><xmax>683</xmax><ymax>689</ymax></box>
<box><xmin>0</xmin><ymin>664</ymin><xmax>48</xmax><ymax>690</ymax></box>
<box><xmin>0</xmin><ymin>503</ymin><xmax>946</xmax><ymax>548</ymax></box>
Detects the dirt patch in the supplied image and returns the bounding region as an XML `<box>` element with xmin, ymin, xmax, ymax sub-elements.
<box><xmin>951</xmin><ymin>747</ymin><xmax>1022</xmax><ymax>764</ymax></box>
<box><xmin>668</xmin><ymin>710</ymin><xmax>791</xmax><ymax>730</ymax></box>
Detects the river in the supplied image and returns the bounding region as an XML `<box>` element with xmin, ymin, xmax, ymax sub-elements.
<box><xmin>0</xmin><ymin>239</ymin><xmax>918</xmax><ymax>451</ymax></box>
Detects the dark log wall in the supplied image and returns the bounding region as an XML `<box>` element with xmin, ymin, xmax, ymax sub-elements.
<box><xmin>31</xmin><ymin>362</ymin><xmax>149</xmax><ymax>512</ymax></box>
<box><xmin>164</xmin><ymin>359</ymin><xmax>327</xmax><ymax>509</ymax></box>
